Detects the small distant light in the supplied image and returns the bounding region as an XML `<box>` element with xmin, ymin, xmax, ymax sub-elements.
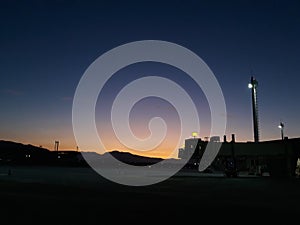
<box><xmin>248</xmin><ymin>83</ymin><xmax>253</xmax><ymax>89</ymax></box>
<box><xmin>192</xmin><ymin>132</ymin><xmax>198</xmax><ymax>137</ymax></box>
<box><xmin>278</xmin><ymin>125</ymin><xmax>282</xmax><ymax>129</ymax></box>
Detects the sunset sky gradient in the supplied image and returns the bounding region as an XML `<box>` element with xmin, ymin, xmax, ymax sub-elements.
<box><xmin>1</xmin><ymin>0</ymin><xmax>300</xmax><ymax>158</ymax></box>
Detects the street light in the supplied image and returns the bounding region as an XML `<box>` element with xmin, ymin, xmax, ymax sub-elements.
<box><xmin>248</xmin><ymin>76</ymin><xmax>259</xmax><ymax>143</ymax></box>
<box><xmin>278</xmin><ymin>122</ymin><xmax>284</xmax><ymax>140</ymax></box>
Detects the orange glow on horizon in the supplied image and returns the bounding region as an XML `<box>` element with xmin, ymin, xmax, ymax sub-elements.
<box><xmin>3</xmin><ymin>124</ymin><xmax>274</xmax><ymax>160</ymax></box>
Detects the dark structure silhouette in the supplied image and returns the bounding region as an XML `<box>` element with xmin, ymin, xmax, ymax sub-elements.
<box><xmin>179</xmin><ymin>136</ymin><xmax>300</xmax><ymax>177</ymax></box>
<box><xmin>279</xmin><ymin>121</ymin><xmax>285</xmax><ymax>140</ymax></box>
<box><xmin>249</xmin><ymin>76</ymin><xmax>259</xmax><ymax>142</ymax></box>
<box><xmin>54</xmin><ymin>141</ymin><xmax>59</xmax><ymax>151</ymax></box>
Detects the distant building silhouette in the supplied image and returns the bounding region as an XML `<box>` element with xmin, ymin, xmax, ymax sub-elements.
<box><xmin>179</xmin><ymin>136</ymin><xmax>300</xmax><ymax>177</ymax></box>
<box><xmin>210</xmin><ymin>136</ymin><xmax>220</xmax><ymax>142</ymax></box>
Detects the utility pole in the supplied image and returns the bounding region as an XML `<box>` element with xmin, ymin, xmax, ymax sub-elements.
<box><xmin>54</xmin><ymin>140</ymin><xmax>59</xmax><ymax>152</ymax></box>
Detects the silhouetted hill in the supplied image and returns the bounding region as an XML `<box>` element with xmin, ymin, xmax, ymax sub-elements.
<box><xmin>0</xmin><ymin>140</ymin><xmax>49</xmax><ymax>153</ymax></box>
<box><xmin>0</xmin><ymin>140</ymin><xmax>53</xmax><ymax>164</ymax></box>
<box><xmin>0</xmin><ymin>140</ymin><xmax>171</xmax><ymax>166</ymax></box>
<box><xmin>107</xmin><ymin>150</ymin><xmax>164</xmax><ymax>165</ymax></box>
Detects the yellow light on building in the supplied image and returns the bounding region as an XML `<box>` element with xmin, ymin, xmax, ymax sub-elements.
<box><xmin>192</xmin><ymin>132</ymin><xmax>198</xmax><ymax>138</ymax></box>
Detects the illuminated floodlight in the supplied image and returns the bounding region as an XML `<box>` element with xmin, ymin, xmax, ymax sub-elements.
<box><xmin>192</xmin><ymin>132</ymin><xmax>198</xmax><ymax>138</ymax></box>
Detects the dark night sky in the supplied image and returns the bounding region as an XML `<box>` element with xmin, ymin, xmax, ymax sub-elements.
<box><xmin>0</xmin><ymin>0</ymin><xmax>299</xmax><ymax>156</ymax></box>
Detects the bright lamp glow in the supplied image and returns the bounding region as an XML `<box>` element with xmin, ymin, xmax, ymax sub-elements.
<box><xmin>248</xmin><ymin>83</ymin><xmax>253</xmax><ymax>88</ymax></box>
<box><xmin>192</xmin><ymin>132</ymin><xmax>198</xmax><ymax>137</ymax></box>
<box><xmin>278</xmin><ymin>122</ymin><xmax>284</xmax><ymax>129</ymax></box>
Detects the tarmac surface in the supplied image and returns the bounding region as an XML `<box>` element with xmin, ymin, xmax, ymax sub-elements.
<box><xmin>0</xmin><ymin>165</ymin><xmax>300</xmax><ymax>224</ymax></box>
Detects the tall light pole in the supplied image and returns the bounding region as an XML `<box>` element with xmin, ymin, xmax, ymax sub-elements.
<box><xmin>278</xmin><ymin>122</ymin><xmax>284</xmax><ymax>140</ymax></box>
<box><xmin>248</xmin><ymin>76</ymin><xmax>259</xmax><ymax>143</ymax></box>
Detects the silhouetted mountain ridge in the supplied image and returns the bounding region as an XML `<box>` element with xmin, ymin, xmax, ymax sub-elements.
<box><xmin>0</xmin><ymin>140</ymin><xmax>169</xmax><ymax>166</ymax></box>
<box><xmin>107</xmin><ymin>150</ymin><xmax>164</xmax><ymax>165</ymax></box>
<box><xmin>0</xmin><ymin>140</ymin><xmax>49</xmax><ymax>154</ymax></box>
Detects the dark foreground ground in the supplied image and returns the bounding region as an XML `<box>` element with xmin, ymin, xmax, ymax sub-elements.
<box><xmin>0</xmin><ymin>165</ymin><xmax>300</xmax><ymax>224</ymax></box>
